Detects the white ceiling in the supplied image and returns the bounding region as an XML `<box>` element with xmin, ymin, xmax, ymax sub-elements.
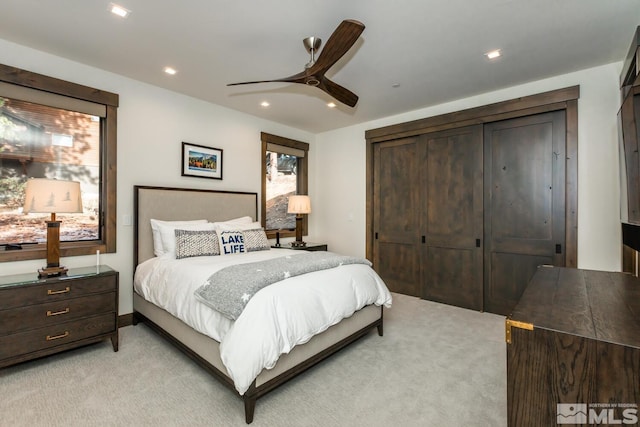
<box><xmin>1</xmin><ymin>0</ymin><xmax>639</xmax><ymax>133</ymax></box>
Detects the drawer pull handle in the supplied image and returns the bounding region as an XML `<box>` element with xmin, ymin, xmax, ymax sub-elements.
<box><xmin>46</xmin><ymin>308</ymin><xmax>70</xmax><ymax>317</ymax></box>
<box><xmin>47</xmin><ymin>287</ymin><xmax>70</xmax><ymax>295</ymax></box>
<box><xmin>46</xmin><ymin>331</ymin><xmax>69</xmax><ymax>341</ymax></box>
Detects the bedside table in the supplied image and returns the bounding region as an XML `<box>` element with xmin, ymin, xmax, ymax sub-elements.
<box><xmin>0</xmin><ymin>265</ymin><xmax>119</xmax><ymax>368</ymax></box>
<box><xmin>272</xmin><ymin>242</ymin><xmax>328</xmax><ymax>252</ymax></box>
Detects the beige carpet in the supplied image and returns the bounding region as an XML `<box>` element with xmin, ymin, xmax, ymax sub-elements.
<box><xmin>0</xmin><ymin>293</ymin><xmax>507</xmax><ymax>426</ymax></box>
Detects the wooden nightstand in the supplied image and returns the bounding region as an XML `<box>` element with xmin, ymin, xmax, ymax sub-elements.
<box><xmin>0</xmin><ymin>265</ymin><xmax>119</xmax><ymax>368</ymax></box>
<box><xmin>272</xmin><ymin>242</ymin><xmax>328</xmax><ymax>252</ymax></box>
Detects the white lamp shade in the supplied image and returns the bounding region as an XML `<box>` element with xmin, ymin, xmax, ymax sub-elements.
<box><xmin>287</xmin><ymin>195</ymin><xmax>311</xmax><ymax>214</ymax></box>
<box><xmin>23</xmin><ymin>178</ymin><xmax>83</xmax><ymax>214</ymax></box>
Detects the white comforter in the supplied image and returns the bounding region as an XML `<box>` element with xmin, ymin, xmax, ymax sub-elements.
<box><xmin>134</xmin><ymin>249</ymin><xmax>392</xmax><ymax>395</ymax></box>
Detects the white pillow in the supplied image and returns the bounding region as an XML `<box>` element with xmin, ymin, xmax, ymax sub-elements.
<box><xmin>215</xmin><ymin>221</ymin><xmax>262</xmax><ymax>232</ymax></box>
<box><xmin>158</xmin><ymin>222</ymin><xmax>217</xmax><ymax>258</ymax></box>
<box><xmin>150</xmin><ymin>219</ymin><xmax>207</xmax><ymax>257</ymax></box>
<box><xmin>211</xmin><ymin>216</ymin><xmax>254</xmax><ymax>228</ymax></box>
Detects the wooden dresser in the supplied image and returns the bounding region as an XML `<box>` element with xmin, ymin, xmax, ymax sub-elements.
<box><xmin>0</xmin><ymin>265</ymin><xmax>119</xmax><ymax>368</ymax></box>
<box><xmin>506</xmin><ymin>266</ymin><xmax>640</xmax><ymax>426</ymax></box>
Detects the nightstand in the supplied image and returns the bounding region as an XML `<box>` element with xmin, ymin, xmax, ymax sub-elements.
<box><xmin>0</xmin><ymin>265</ymin><xmax>119</xmax><ymax>368</ymax></box>
<box><xmin>272</xmin><ymin>242</ymin><xmax>328</xmax><ymax>252</ymax></box>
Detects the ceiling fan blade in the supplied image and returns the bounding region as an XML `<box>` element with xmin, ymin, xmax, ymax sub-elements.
<box><xmin>308</xmin><ymin>19</ymin><xmax>365</xmax><ymax>75</ymax></box>
<box><xmin>318</xmin><ymin>77</ymin><xmax>359</xmax><ymax>107</ymax></box>
<box><xmin>227</xmin><ymin>71</ymin><xmax>306</xmax><ymax>86</ymax></box>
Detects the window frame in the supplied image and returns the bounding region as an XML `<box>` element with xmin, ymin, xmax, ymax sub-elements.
<box><xmin>0</xmin><ymin>64</ymin><xmax>118</xmax><ymax>263</ymax></box>
<box><xmin>261</xmin><ymin>132</ymin><xmax>309</xmax><ymax>240</ymax></box>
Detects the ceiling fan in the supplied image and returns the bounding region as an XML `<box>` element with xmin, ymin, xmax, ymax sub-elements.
<box><xmin>227</xmin><ymin>19</ymin><xmax>365</xmax><ymax>107</ymax></box>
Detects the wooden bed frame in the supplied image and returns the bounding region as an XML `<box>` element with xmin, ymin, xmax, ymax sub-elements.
<box><xmin>132</xmin><ymin>185</ymin><xmax>384</xmax><ymax>423</ymax></box>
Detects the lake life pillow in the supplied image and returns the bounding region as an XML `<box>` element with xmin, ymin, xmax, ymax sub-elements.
<box><xmin>218</xmin><ymin>230</ymin><xmax>246</xmax><ymax>255</ymax></box>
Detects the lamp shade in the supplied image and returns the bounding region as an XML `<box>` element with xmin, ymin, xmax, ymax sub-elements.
<box><xmin>23</xmin><ymin>178</ymin><xmax>83</xmax><ymax>214</ymax></box>
<box><xmin>287</xmin><ymin>195</ymin><xmax>311</xmax><ymax>214</ymax></box>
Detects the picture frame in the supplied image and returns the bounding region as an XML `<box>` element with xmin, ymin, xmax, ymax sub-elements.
<box><xmin>181</xmin><ymin>142</ymin><xmax>223</xmax><ymax>180</ymax></box>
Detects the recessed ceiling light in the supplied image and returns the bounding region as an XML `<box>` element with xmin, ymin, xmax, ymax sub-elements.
<box><xmin>163</xmin><ymin>67</ymin><xmax>177</xmax><ymax>75</ymax></box>
<box><xmin>260</xmin><ymin>101</ymin><xmax>270</xmax><ymax>107</ymax></box>
<box><xmin>327</xmin><ymin>102</ymin><xmax>337</xmax><ymax>108</ymax></box>
<box><xmin>485</xmin><ymin>49</ymin><xmax>501</xmax><ymax>60</ymax></box>
<box><xmin>109</xmin><ymin>3</ymin><xmax>130</xmax><ymax>18</ymax></box>
<box><xmin>391</xmin><ymin>83</ymin><xmax>401</xmax><ymax>88</ymax></box>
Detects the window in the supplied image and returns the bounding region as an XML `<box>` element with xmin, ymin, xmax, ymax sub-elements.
<box><xmin>261</xmin><ymin>132</ymin><xmax>309</xmax><ymax>239</ymax></box>
<box><xmin>0</xmin><ymin>64</ymin><xmax>118</xmax><ymax>263</ymax></box>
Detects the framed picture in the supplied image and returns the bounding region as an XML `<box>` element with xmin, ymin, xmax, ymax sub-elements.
<box><xmin>181</xmin><ymin>142</ymin><xmax>223</xmax><ymax>180</ymax></box>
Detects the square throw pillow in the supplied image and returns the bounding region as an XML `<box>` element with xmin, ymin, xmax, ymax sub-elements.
<box><xmin>149</xmin><ymin>219</ymin><xmax>207</xmax><ymax>257</ymax></box>
<box><xmin>218</xmin><ymin>230</ymin><xmax>246</xmax><ymax>255</ymax></box>
<box><xmin>243</xmin><ymin>228</ymin><xmax>270</xmax><ymax>252</ymax></box>
<box><xmin>175</xmin><ymin>229</ymin><xmax>220</xmax><ymax>259</ymax></box>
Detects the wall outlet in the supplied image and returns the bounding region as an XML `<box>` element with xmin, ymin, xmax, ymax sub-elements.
<box><xmin>122</xmin><ymin>214</ymin><xmax>132</xmax><ymax>226</ymax></box>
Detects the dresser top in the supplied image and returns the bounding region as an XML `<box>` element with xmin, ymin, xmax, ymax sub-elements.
<box><xmin>509</xmin><ymin>266</ymin><xmax>640</xmax><ymax>349</ymax></box>
<box><xmin>0</xmin><ymin>265</ymin><xmax>116</xmax><ymax>289</ymax></box>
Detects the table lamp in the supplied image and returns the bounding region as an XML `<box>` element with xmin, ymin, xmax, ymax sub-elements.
<box><xmin>287</xmin><ymin>195</ymin><xmax>311</xmax><ymax>247</ymax></box>
<box><xmin>23</xmin><ymin>178</ymin><xmax>83</xmax><ymax>277</ymax></box>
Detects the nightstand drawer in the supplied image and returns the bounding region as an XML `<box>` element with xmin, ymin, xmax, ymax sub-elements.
<box><xmin>0</xmin><ymin>312</ymin><xmax>116</xmax><ymax>360</ymax></box>
<box><xmin>0</xmin><ymin>275</ymin><xmax>116</xmax><ymax>310</ymax></box>
<box><xmin>0</xmin><ymin>292</ymin><xmax>116</xmax><ymax>335</ymax></box>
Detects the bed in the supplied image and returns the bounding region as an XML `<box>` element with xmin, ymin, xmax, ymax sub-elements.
<box><xmin>132</xmin><ymin>185</ymin><xmax>391</xmax><ymax>423</ymax></box>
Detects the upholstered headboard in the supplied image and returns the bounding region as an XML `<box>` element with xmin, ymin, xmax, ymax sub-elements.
<box><xmin>134</xmin><ymin>186</ymin><xmax>258</xmax><ymax>266</ymax></box>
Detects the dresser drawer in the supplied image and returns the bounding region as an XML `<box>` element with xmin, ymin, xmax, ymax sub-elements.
<box><xmin>0</xmin><ymin>292</ymin><xmax>116</xmax><ymax>336</ymax></box>
<box><xmin>0</xmin><ymin>312</ymin><xmax>116</xmax><ymax>361</ymax></box>
<box><xmin>0</xmin><ymin>274</ymin><xmax>116</xmax><ymax>310</ymax></box>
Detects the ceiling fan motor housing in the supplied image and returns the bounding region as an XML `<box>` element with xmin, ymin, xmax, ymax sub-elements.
<box><xmin>304</xmin><ymin>36</ymin><xmax>322</xmax><ymax>69</ymax></box>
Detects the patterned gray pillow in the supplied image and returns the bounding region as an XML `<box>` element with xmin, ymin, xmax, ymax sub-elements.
<box><xmin>174</xmin><ymin>229</ymin><xmax>220</xmax><ymax>259</ymax></box>
<box><xmin>243</xmin><ymin>228</ymin><xmax>270</xmax><ymax>252</ymax></box>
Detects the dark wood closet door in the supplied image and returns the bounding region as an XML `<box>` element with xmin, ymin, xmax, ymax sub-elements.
<box><xmin>373</xmin><ymin>137</ymin><xmax>422</xmax><ymax>296</ymax></box>
<box><xmin>421</xmin><ymin>126</ymin><xmax>483</xmax><ymax>310</ymax></box>
<box><xmin>484</xmin><ymin>111</ymin><xmax>566</xmax><ymax>315</ymax></box>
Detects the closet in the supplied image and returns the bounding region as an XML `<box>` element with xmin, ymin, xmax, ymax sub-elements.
<box><xmin>366</xmin><ymin>87</ymin><xmax>578</xmax><ymax>315</ymax></box>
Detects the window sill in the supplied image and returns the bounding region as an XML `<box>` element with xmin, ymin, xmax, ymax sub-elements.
<box><xmin>0</xmin><ymin>241</ymin><xmax>107</xmax><ymax>263</ymax></box>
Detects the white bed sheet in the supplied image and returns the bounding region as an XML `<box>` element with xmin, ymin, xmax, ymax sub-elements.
<box><xmin>134</xmin><ymin>249</ymin><xmax>392</xmax><ymax>395</ymax></box>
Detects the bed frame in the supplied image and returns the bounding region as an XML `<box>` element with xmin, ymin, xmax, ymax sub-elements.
<box><xmin>132</xmin><ymin>185</ymin><xmax>384</xmax><ymax>423</ymax></box>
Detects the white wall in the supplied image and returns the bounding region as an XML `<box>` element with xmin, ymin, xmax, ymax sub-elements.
<box><xmin>0</xmin><ymin>39</ymin><xmax>314</xmax><ymax>314</ymax></box>
<box><xmin>314</xmin><ymin>62</ymin><xmax>623</xmax><ymax>272</ymax></box>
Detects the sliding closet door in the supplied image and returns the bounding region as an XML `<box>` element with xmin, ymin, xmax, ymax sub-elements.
<box><xmin>421</xmin><ymin>126</ymin><xmax>483</xmax><ymax>310</ymax></box>
<box><xmin>373</xmin><ymin>137</ymin><xmax>422</xmax><ymax>297</ymax></box>
<box><xmin>484</xmin><ymin>111</ymin><xmax>566</xmax><ymax>315</ymax></box>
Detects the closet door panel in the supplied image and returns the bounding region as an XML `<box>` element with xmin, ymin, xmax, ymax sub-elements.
<box><xmin>422</xmin><ymin>126</ymin><xmax>483</xmax><ymax>310</ymax></box>
<box><xmin>424</xmin><ymin>246</ymin><xmax>479</xmax><ymax>309</ymax></box>
<box><xmin>373</xmin><ymin>137</ymin><xmax>422</xmax><ymax>297</ymax></box>
<box><xmin>488</xmin><ymin>253</ymin><xmax>552</xmax><ymax>314</ymax></box>
<box><xmin>484</xmin><ymin>111</ymin><xmax>566</xmax><ymax>315</ymax></box>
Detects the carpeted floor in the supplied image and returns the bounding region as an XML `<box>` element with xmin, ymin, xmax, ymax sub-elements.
<box><xmin>0</xmin><ymin>293</ymin><xmax>507</xmax><ymax>426</ymax></box>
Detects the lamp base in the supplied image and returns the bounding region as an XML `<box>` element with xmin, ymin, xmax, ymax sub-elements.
<box><xmin>38</xmin><ymin>265</ymin><xmax>68</xmax><ymax>278</ymax></box>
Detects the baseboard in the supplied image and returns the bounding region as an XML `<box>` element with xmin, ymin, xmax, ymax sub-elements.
<box><xmin>118</xmin><ymin>313</ymin><xmax>134</xmax><ymax>328</ymax></box>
